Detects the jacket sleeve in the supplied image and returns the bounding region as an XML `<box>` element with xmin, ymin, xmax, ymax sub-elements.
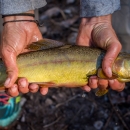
<box><xmin>0</xmin><ymin>0</ymin><xmax>47</xmax><ymax>15</ymax></box>
<box><xmin>80</xmin><ymin>0</ymin><xmax>120</xmax><ymax>17</ymax></box>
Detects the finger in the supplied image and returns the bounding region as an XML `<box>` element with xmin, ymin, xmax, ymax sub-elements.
<box><xmin>92</xmin><ymin>23</ymin><xmax>122</xmax><ymax>78</ymax></box>
<box><xmin>76</xmin><ymin>18</ymin><xmax>92</xmax><ymax>46</ymax></box>
<box><xmin>88</xmin><ymin>76</ymin><xmax>98</xmax><ymax>89</ymax></box>
<box><xmin>98</xmin><ymin>79</ymin><xmax>108</xmax><ymax>90</ymax></box>
<box><xmin>40</xmin><ymin>87</ymin><xmax>48</xmax><ymax>95</ymax></box>
<box><xmin>109</xmin><ymin>79</ymin><xmax>125</xmax><ymax>92</ymax></box>
<box><xmin>1</xmin><ymin>47</ymin><xmax>18</xmax><ymax>88</ymax></box>
<box><xmin>102</xmin><ymin>41</ymin><xmax>122</xmax><ymax>78</ymax></box>
<box><xmin>29</xmin><ymin>83</ymin><xmax>39</xmax><ymax>93</ymax></box>
<box><xmin>18</xmin><ymin>78</ymin><xmax>29</xmax><ymax>93</ymax></box>
<box><xmin>32</xmin><ymin>27</ymin><xmax>43</xmax><ymax>42</ymax></box>
<box><xmin>24</xmin><ymin>27</ymin><xmax>43</xmax><ymax>53</ymax></box>
<box><xmin>28</xmin><ymin>25</ymin><xmax>43</xmax><ymax>44</ymax></box>
<box><xmin>82</xmin><ymin>85</ymin><xmax>91</xmax><ymax>92</ymax></box>
<box><xmin>8</xmin><ymin>84</ymin><xmax>19</xmax><ymax>97</ymax></box>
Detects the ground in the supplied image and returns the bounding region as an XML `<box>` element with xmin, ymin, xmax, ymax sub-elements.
<box><xmin>10</xmin><ymin>0</ymin><xmax>130</xmax><ymax>130</ymax></box>
<box><xmin>12</xmin><ymin>87</ymin><xmax>130</xmax><ymax>130</ymax></box>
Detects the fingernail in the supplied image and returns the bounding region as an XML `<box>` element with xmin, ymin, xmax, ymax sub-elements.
<box><xmin>90</xmin><ymin>77</ymin><xmax>97</xmax><ymax>84</ymax></box>
<box><xmin>4</xmin><ymin>78</ymin><xmax>10</xmax><ymax>87</ymax></box>
<box><xmin>106</xmin><ymin>67</ymin><xmax>112</xmax><ymax>77</ymax></box>
<box><xmin>85</xmin><ymin>87</ymin><xmax>91</xmax><ymax>92</ymax></box>
<box><xmin>91</xmin><ymin>76</ymin><xmax>97</xmax><ymax>79</ymax></box>
<box><xmin>11</xmin><ymin>85</ymin><xmax>17</xmax><ymax>92</ymax></box>
<box><xmin>41</xmin><ymin>89</ymin><xmax>48</xmax><ymax>95</ymax></box>
<box><xmin>30</xmin><ymin>84</ymin><xmax>38</xmax><ymax>89</ymax></box>
<box><xmin>92</xmin><ymin>78</ymin><xmax>97</xmax><ymax>84</ymax></box>
<box><xmin>42</xmin><ymin>91</ymin><xmax>47</xmax><ymax>95</ymax></box>
<box><xmin>109</xmin><ymin>80</ymin><xmax>114</xmax><ymax>84</ymax></box>
<box><xmin>20</xmin><ymin>80</ymin><xmax>27</xmax><ymax>88</ymax></box>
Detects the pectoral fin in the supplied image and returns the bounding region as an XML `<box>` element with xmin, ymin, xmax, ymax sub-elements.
<box><xmin>59</xmin><ymin>45</ymin><xmax>72</xmax><ymax>49</ymax></box>
<box><xmin>95</xmin><ymin>88</ymin><xmax>109</xmax><ymax>96</ymax></box>
<box><xmin>97</xmin><ymin>68</ymin><xmax>118</xmax><ymax>79</ymax></box>
<box><xmin>26</xmin><ymin>38</ymin><xmax>65</xmax><ymax>51</ymax></box>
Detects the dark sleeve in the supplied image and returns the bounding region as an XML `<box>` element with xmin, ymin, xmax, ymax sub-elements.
<box><xmin>0</xmin><ymin>0</ymin><xmax>47</xmax><ymax>15</ymax></box>
<box><xmin>80</xmin><ymin>0</ymin><xmax>120</xmax><ymax>17</ymax></box>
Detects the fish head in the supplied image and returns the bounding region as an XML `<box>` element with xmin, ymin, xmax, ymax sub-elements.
<box><xmin>113</xmin><ymin>53</ymin><xmax>130</xmax><ymax>81</ymax></box>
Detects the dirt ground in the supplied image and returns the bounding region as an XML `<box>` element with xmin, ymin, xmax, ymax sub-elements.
<box><xmin>10</xmin><ymin>0</ymin><xmax>130</xmax><ymax>130</ymax></box>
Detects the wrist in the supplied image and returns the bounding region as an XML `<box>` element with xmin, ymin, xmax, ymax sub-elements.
<box><xmin>81</xmin><ymin>15</ymin><xmax>111</xmax><ymax>25</ymax></box>
<box><xmin>3</xmin><ymin>10</ymin><xmax>35</xmax><ymax>22</ymax></box>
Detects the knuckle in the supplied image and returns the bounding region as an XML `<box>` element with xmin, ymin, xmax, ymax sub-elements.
<box><xmin>7</xmin><ymin>69</ymin><xmax>18</xmax><ymax>78</ymax></box>
<box><xmin>89</xmin><ymin>81</ymin><xmax>97</xmax><ymax>89</ymax></box>
<box><xmin>109</xmin><ymin>81</ymin><xmax>125</xmax><ymax>91</ymax></box>
<box><xmin>1</xmin><ymin>44</ymin><xmax>17</xmax><ymax>57</ymax></box>
<box><xmin>103</xmin><ymin>57</ymin><xmax>114</xmax><ymax>65</ymax></box>
<box><xmin>118</xmin><ymin>43</ymin><xmax>122</xmax><ymax>50</ymax></box>
<box><xmin>98</xmin><ymin>80</ymin><xmax>108</xmax><ymax>87</ymax></box>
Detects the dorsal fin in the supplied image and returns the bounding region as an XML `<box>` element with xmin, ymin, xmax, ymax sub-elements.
<box><xmin>59</xmin><ymin>45</ymin><xmax>72</xmax><ymax>49</ymax></box>
<box><xmin>26</xmin><ymin>38</ymin><xmax>65</xmax><ymax>51</ymax></box>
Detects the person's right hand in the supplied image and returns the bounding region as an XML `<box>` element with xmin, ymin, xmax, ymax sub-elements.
<box><xmin>1</xmin><ymin>10</ymin><xmax>48</xmax><ymax>96</ymax></box>
<box><xmin>76</xmin><ymin>15</ymin><xmax>125</xmax><ymax>93</ymax></box>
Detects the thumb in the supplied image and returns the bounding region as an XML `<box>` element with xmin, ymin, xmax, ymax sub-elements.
<box><xmin>28</xmin><ymin>26</ymin><xmax>43</xmax><ymax>43</ymax></box>
<box><xmin>102</xmin><ymin>41</ymin><xmax>122</xmax><ymax>78</ymax></box>
<box><xmin>92</xmin><ymin>24</ymin><xmax>122</xmax><ymax>78</ymax></box>
<box><xmin>1</xmin><ymin>46</ymin><xmax>18</xmax><ymax>88</ymax></box>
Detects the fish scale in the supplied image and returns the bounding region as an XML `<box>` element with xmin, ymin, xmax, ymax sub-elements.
<box><xmin>0</xmin><ymin>39</ymin><xmax>130</xmax><ymax>96</ymax></box>
<box><xmin>17</xmin><ymin>46</ymin><xmax>101</xmax><ymax>86</ymax></box>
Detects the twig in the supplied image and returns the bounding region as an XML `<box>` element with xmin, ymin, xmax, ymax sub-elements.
<box><xmin>103</xmin><ymin>109</ymin><xmax>113</xmax><ymax>130</ymax></box>
<box><xmin>59</xmin><ymin>10</ymin><xmax>67</xmax><ymax>20</ymax></box>
<box><xmin>55</xmin><ymin>94</ymin><xmax>80</xmax><ymax>108</ymax></box>
<box><xmin>70</xmin><ymin>27</ymin><xmax>78</xmax><ymax>32</ymax></box>
<box><xmin>123</xmin><ymin>112</ymin><xmax>130</xmax><ymax>117</ymax></box>
<box><xmin>43</xmin><ymin>116</ymin><xmax>62</xmax><ymax>128</ymax></box>
<box><xmin>108</xmin><ymin>93</ymin><xmax>129</xmax><ymax>130</ymax></box>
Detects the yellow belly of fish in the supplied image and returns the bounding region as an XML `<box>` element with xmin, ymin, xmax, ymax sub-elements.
<box><xmin>18</xmin><ymin>61</ymin><xmax>95</xmax><ymax>86</ymax></box>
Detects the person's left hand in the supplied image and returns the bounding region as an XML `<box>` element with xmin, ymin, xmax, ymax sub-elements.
<box><xmin>76</xmin><ymin>16</ymin><xmax>125</xmax><ymax>93</ymax></box>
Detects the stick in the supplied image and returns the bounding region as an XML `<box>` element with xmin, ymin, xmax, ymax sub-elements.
<box><xmin>43</xmin><ymin>116</ymin><xmax>62</xmax><ymax>128</ymax></box>
<box><xmin>103</xmin><ymin>109</ymin><xmax>113</xmax><ymax>130</ymax></box>
<box><xmin>108</xmin><ymin>93</ymin><xmax>129</xmax><ymax>130</ymax></box>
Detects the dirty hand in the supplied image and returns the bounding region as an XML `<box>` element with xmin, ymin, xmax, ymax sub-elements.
<box><xmin>1</xmin><ymin>10</ymin><xmax>48</xmax><ymax>96</ymax></box>
<box><xmin>76</xmin><ymin>15</ymin><xmax>125</xmax><ymax>92</ymax></box>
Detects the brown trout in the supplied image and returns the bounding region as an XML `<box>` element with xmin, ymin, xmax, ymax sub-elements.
<box><xmin>0</xmin><ymin>39</ymin><xmax>130</xmax><ymax>96</ymax></box>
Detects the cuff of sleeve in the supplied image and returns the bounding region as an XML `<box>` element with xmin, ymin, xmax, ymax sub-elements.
<box><xmin>80</xmin><ymin>0</ymin><xmax>120</xmax><ymax>17</ymax></box>
<box><xmin>0</xmin><ymin>0</ymin><xmax>47</xmax><ymax>15</ymax></box>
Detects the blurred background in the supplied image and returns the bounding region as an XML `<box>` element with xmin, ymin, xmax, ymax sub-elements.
<box><xmin>0</xmin><ymin>0</ymin><xmax>130</xmax><ymax>130</ymax></box>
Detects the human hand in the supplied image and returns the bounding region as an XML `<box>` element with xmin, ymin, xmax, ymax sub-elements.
<box><xmin>1</xmin><ymin>10</ymin><xmax>48</xmax><ymax>96</ymax></box>
<box><xmin>76</xmin><ymin>15</ymin><xmax>125</xmax><ymax>93</ymax></box>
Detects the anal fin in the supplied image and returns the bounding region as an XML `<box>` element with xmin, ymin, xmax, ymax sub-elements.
<box><xmin>36</xmin><ymin>82</ymin><xmax>56</xmax><ymax>88</ymax></box>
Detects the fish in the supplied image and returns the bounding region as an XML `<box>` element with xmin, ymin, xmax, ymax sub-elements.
<box><xmin>0</xmin><ymin>38</ymin><xmax>130</xmax><ymax>96</ymax></box>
